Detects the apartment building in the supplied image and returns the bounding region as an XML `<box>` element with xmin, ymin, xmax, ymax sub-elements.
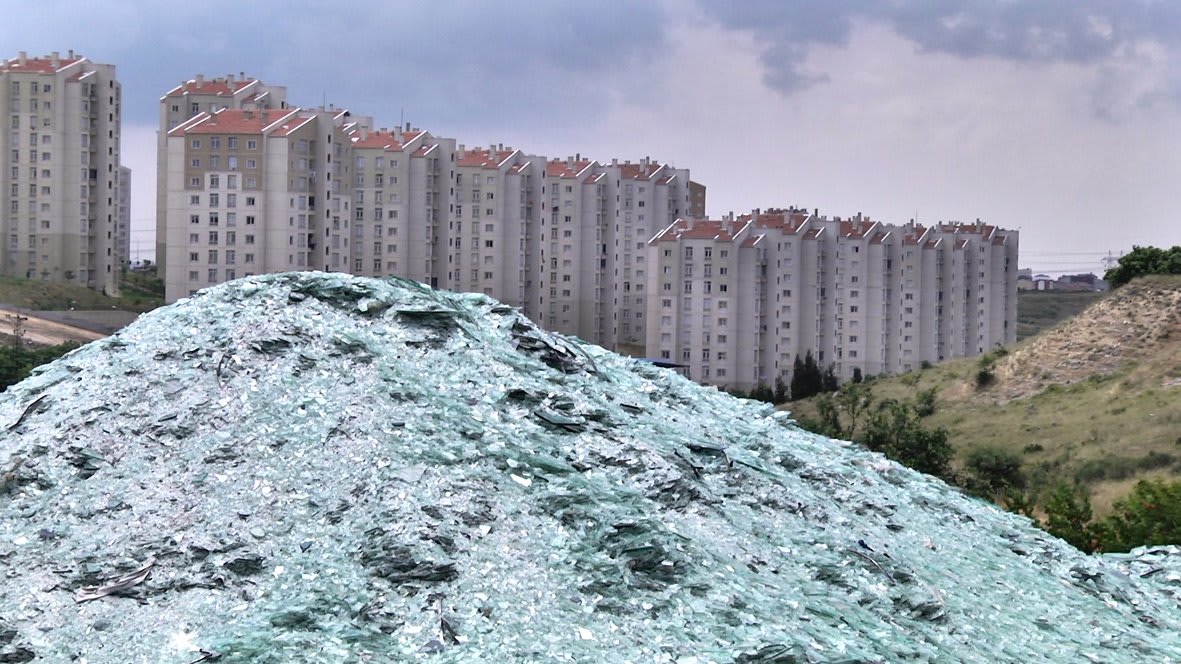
<box><xmin>450</xmin><ymin>144</ymin><xmax>544</xmax><ymax>313</ymax></box>
<box><xmin>345</xmin><ymin>125</ymin><xmax>455</xmax><ymax>290</ymax></box>
<box><xmin>0</xmin><ymin>51</ymin><xmax>123</xmax><ymax>293</ymax></box>
<box><xmin>157</xmin><ymin>75</ymin><xmax>288</xmax><ymax>275</ymax></box>
<box><xmin>647</xmin><ymin>208</ymin><xmax>1019</xmax><ymax>390</ymax></box>
<box><xmin>162</xmin><ymin>106</ymin><xmax>373</xmax><ymax>299</ymax></box>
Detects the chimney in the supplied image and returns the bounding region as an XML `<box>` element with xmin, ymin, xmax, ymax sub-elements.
<box><xmin>195</xmin><ymin>74</ymin><xmax>205</xmax><ymax>85</ymax></box>
<box><xmin>50</xmin><ymin>51</ymin><xmax>59</xmax><ymax>67</ymax></box>
<box><xmin>405</xmin><ymin>122</ymin><xmax>410</xmax><ymax>132</ymax></box>
<box><xmin>612</xmin><ymin>158</ymin><xmax>618</xmax><ymax>166</ymax></box>
<box><xmin>68</xmin><ymin>49</ymin><xmax>74</xmax><ymax>59</ymax></box>
<box><xmin>227</xmin><ymin>73</ymin><xmax>235</xmax><ymax>84</ymax></box>
<box><xmin>17</xmin><ymin>51</ymin><xmax>26</xmax><ymax>65</ymax></box>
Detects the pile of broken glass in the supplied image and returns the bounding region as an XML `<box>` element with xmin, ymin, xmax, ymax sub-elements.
<box><xmin>2</xmin><ymin>272</ymin><xmax>1180</xmax><ymax>663</ymax></box>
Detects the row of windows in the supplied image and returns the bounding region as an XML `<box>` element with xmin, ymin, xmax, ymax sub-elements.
<box><xmin>190</xmin><ymin>137</ymin><xmax>257</xmax><ymax>151</ymax></box>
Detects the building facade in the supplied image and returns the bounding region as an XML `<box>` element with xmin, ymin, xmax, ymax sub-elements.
<box><xmin>647</xmin><ymin>209</ymin><xmax>1019</xmax><ymax>390</ymax></box>
<box><xmin>0</xmin><ymin>51</ymin><xmax>123</xmax><ymax>293</ymax></box>
<box><xmin>157</xmin><ymin>75</ymin><xmax>288</xmax><ymax>276</ymax></box>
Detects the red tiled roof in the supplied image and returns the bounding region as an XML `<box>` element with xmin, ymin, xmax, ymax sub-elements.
<box><xmin>272</xmin><ymin>114</ymin><xmax>316</xmax><ymax>137</ymax></box>
<box><xmin>839</xmin><ymin>219</ymin><xmax>876</xmax><ymax>239</ymax></box>
<box><xmin>653</xmin><ymin>218</ymin><xmax>750</xmax><ymax>243</ymax></box>
<box><xmin>352</xmin><ymin>131</ymin><xmax>405</xmax><ymax>150</ymax></box>
<box><xmin>165</xmin><ymin>78</ymin><xmax>257</xmax><ymax>98</ymax></box>
<box><xmin>174</xmin><ymin>109</ymin><xmax>298</xmax><ymax>135</ymax></box>
<box><xmin>870</xmin><ymin>231</ymin><xmax>889</xmax><ymax>245</ymax></box>
<box><xmin>803</xmin><ymin>228</ymin><xmax>823</xmax><ymax>240</ymax></box>
<box><xmin>457</xmin><ymin>148</ymin><xmax>515</xmax><ymax>169</ymax></box>
<box><xmin>617</xmin><ymin>162</ymin><xmax>663</xmax><ymax>181</ymax></box>
<box><xmin>546</xmin><ymin>159</ymin><xmax>593</xmax><ymax>178</ymax></box>
<box><xmin>1</xmin><ymin>56</ymin><xmax>83</xmax><ymax>74</ymax></box>
<box><xmin>753</xmin><ymin>209</ymin><xmax>810</xmax><ymax>235</ymax></box>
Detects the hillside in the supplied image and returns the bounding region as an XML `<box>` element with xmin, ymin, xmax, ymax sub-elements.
<box><xmin>0</xmin><ymin>274</ymin><xmax>160</xmax><ymax>313</ymax></box>
<box><xmin>791</xmin><ymin>275</ymin><xmax>1181</xmax><ymax>513</ymax></box>
<box><xmin>1016</xmin><ymin>289</ymin><xmax>1105</xmax><ymax>340</ymax></box>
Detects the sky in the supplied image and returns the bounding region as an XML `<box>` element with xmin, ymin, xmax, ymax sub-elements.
<box><xmin>4</xmin><ymin>0</ymin><xmax>1181</xmax><ymax>275</ymax></box>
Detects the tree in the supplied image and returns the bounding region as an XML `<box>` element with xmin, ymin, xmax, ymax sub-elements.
<box><xmin>1104</xmin><ymin>245</ymin><xmax>1181</xmax><ymax>288</ymax></box>
<box><xmin>963</xmin><ymin>447</ymin><xmax>1025</xmax><ymax>498</ymax></box>
<box><xmin>814</xmin><ymin>382</ymin><xmax>874</xmax><ymax>440</ymax></box>
<box><xmin>863</xmin><ymin>399</ymin><xmax>954</xmax><ymax>480</ymax></box>
<box><xmin>790</xmin><ymin>351</ymin><xmax>824</xmax><ymax>401</ymax></box>
<box><xmin>772</xmin><ymin>376</ymin><xmax>789</xmax><ymax>405</ymax></box>
<box><xmin>1043</xmin><ymin>484</ymin><xmax>1097</xmax><ymax>552</ymax></box>
<box><xmin>1098</xmin><ymin>479</ymin><xmax>1181</xmax><ymax>552</ymax></box>
<box><xmin>821</xmin><ymin>364</ymin><xmax>839</xmax><ymax>392</ymax></box>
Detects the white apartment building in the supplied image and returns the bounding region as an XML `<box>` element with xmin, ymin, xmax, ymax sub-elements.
<box><xmin>0</xmin><ymin>51</ymin><xmax>123</xmax><ymax>293</ymax></box>
<box><xmin>157</xmin><ymin>75</ymin><xmax>288</xmax><ymax>275</ymax></box>
<box><xmin>345</xmin><ymin>125</ymin><xmax>455</xmax><ymax>290</ymax></box>
<box><xmin>451</xmin><ymin>145</ymin><xmax>545</xmax><ymax>313</ymax></box>
<box><xmin>163</xmin><ymin>106</ymin><xmax>373</xmax><ymax>299</ymax></box>
<box><xmin>647</xmin><ymin>208</ymin><xmax>1019</xmax><ymax>391</ymax></box>
<box><xmin>536</xmin><ymin>156</ymin><xmax>691</xmax><ymax>346</ymax></box>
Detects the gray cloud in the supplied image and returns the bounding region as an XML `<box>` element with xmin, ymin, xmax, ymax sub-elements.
<box><xmin>700</xmin><ymin>0</ymin><xmax>1181</xmax><ymax>111</ymax></box>
<box><xmin>0</xmin><ymin>1</ymin><xmax>671</xmax><ymax>131</ymax></box>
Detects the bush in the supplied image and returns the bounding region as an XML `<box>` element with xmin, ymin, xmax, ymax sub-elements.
<box><xmin>0</xmin><ymin>342</ymin><xmax>81</xmax><ymax>392</ymax></box>
<box><xmin>963</xmin><ymin>447</ymin><xmax>1026</xmax><ymax>496</ymax></box>
<box><xmin>975</xmin><ymin>368</ymin><xmax>996</xmax><ymax>388</ymax></box>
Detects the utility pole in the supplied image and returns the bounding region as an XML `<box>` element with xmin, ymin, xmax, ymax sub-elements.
<box><xmin>6</xmin><ymin>313</ymin><xmax>28</xmax><ymax>348</ymax></box>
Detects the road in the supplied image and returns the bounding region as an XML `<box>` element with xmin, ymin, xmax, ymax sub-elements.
<box><xmin>1</xmin><ymin>309</ymin><xmax>108</xmax><ymax>346</ymax></box>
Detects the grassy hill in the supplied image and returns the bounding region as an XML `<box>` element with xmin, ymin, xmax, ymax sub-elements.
<box><xmin>790</xmin><ymin>275</ymin><xmax>1181</xmax><ymax>513</ymax></box>
<box><xmin>0</xmin><ymin>273</ymin><xmax>161</xmax><ymax>312</ymax></box>
<box><xmin>1016</xmin><ymin>289</ymin><xmax>1105</xmax><ymax>340</ymax></box>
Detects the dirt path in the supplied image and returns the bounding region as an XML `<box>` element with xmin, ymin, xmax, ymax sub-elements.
<box><xmin>0</xmin><ymin>308</ymin><xmax>106</xmax><ymax>346</ymax></box>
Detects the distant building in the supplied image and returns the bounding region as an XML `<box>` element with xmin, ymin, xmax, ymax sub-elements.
<box><xmin>688</xmin><ymin>180</ymin><xmax>706</xmax><ymax>218</ymax></box>
<box><xmin>117</xmin><ymin>165</ymin><xmax>131</xmax><ymax>269</ymax></box>
<box><xmin>0</xmin><ymin>51</ymin><xmax>123</xmax><ymax>293</ymax></box>
<box><xmin>158</xmin><ymin>76</ymin><xmax>695</xmax><ymax>357</ymax></box>
<box><xmin>647</xmin><ymin>209</ymin><xmax>1019</xmax><ymax>389</ymax></box>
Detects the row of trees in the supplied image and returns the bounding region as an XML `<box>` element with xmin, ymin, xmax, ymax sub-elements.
<box><xmin>726</xmin><ymin>351</ymin><xmax>841</xmax><ymax>405</ymax></box>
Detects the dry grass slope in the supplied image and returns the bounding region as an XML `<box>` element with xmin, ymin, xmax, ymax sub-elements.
<box><xmin>791</xmin><ymin>275</ymin><xmax>1181</xmax><ymax>513</ymax></box>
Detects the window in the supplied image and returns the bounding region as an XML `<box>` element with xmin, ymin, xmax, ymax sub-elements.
<box><xmin>209</xmin><ymin>174</ymin><xmax>219</xmax><ymax>189</ymax></box>
<box><xmin>227</xmin><ymin>137</ymin><xmax>238</xmax><ymax>149</ymax></box>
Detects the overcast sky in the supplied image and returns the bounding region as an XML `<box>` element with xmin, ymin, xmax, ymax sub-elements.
<box><xmin>5</xmin><ymin>0</ymin><xmax>1181</xmax><ymax>274</ymax></box>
